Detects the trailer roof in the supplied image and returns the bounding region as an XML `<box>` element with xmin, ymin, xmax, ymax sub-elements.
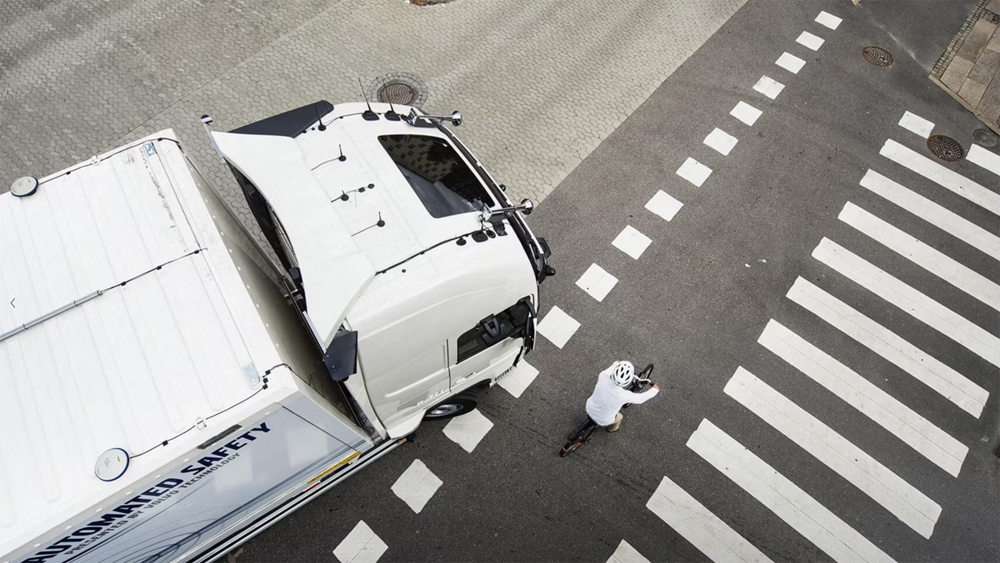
<box><xmin>0</xmin><ymin>132</ymin><xmax>285</xmax><ymax>558</ymax></box>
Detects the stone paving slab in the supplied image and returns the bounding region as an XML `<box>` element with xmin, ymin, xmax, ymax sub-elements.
<box><xmin>932</xmin><ymin>0</ymin><xmax>1000</xmax><ymax>133</ymax></box>
<box><xmin>0</xmin><ymin>0</ymin><xmax>746</xmax><ymax>248</ymax></box>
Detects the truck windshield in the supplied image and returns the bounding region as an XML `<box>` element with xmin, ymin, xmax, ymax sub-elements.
<box><xmin>378</xmin><ymin>134</ymin><xmax>492</xmax><ymax>218</ymax></box>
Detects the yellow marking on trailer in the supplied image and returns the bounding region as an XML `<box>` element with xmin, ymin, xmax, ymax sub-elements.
<box><xmin>307</xmin><ymin>451</ymin><xmax>360</xmax><ymax>484</ymax></box>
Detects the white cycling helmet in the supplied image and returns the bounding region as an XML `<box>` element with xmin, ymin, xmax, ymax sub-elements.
<box><xmin>611</xmin><ymin>361</ymin><xmax>635</xmax><ymax>387</ymax></box>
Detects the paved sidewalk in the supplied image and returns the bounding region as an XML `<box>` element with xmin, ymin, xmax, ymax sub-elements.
<box><xmin>0</xmin><ymin>0</ymin><xmax>745</xmax><ymax>239</ymax></box>
<box><xmin>933</xmin><ymin>0</ymin><xmax>1000</xmax><ymax>134</ymax></box>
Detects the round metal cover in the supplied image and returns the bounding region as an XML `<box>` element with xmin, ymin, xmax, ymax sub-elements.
<box><xmin>368</xmin><ymin>73</ymin><xmax>430</xmax><ymax>109</ymax></box>
<box><xmin>10</xmin><ymin>176</ymin><xmax>38</xmax><ymax>197</ymax></box>
<box><xmin>95</xmin><ymin>448</ymin><xmax>130</xmax><ymax>481</ymax></box>
<box><xmin>862</xmin><ymin>46</ymin><xmax>894</xmax><ymax>67</ymax></box>
<box><xmin>927</xmin><ymin>135</ymin><xmax>964</xmax><ymax>161</ymax></box>
<box><xmin>378</xmin><ymin>82</ymin><xmax>417</xmax><ymax>105</ymax></box>
<box><xmin>973</xmin><ymin>128</ymin><xmax>999</xmax><ymax>148</ymax></box>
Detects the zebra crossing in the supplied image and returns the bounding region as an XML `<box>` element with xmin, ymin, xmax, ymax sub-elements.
<box><xmin>640</xmin><ymin>118</ymin><xmax>998</xmax><ymax>561</ymax></box>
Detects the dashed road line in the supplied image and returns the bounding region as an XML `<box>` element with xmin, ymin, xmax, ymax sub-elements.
<box><xmin>897</xmin><ymin>111</ymin><xmax>935</xmax><ymax>138</ymax></box>
<box><xmin>759</xmin><ymin>319</ymin><xmax>970</xmax><ymax>477</ymax></box>
<box><xmin>443</xmin><ymin>409</ymin><xmax>494</xmax><ymax>453</ymax></box>
<box><xmin>646</xmin><ymin>475</ymin><xmax>772</xmax><ymax>563</ymax></box>
<box><xmin>704</xmin><ymin>128</ymin><xmax>739</xmax><ymax>156</ymax></box>
<box><xmin>838</xmin><ymin>202</ymin><xmax>1000</xmax><ymax>311</ymax></box>
<box><xmin>688</xmin><ymin>419</ymin><xmax>896</xmax><ymax>563</ymax></box>
<box><xmin>613</xmin><ymin>225</ymin><xmax>653</xmax><ymax>260</ymax></box>
<box><xmin>576</xmin><ymin>263</ymin><xmax>619</xmax><ymax>302</ymax></box>
<box><xmin>726</xmin><ymin>367</ymin><xmax>942</xmax><ymax>539</ymax></box>
<box><xmin>776</xmin><ymin>52</ymin><xmax>806</xmax><ymax>74</ymax></box>
<box><xmin>677</xmin><ymin>157</ymin><xmax>713</xmax><ymax>187</ymax></box>
<box><xmin>731</xmin><ymin>101</ymin><xmax>763</xmax><ymax>126</ymax></box>
<box><xmin>796</xmin><ymin>31</ymin><xmax>825</xmax><ymax>51</ymax></box>
<box><xmin>645</xmin><ymin>190</ymin><xmax>684</xmax><ymax>221</ymax></box>
<box><xmin>391</xmin><ymin>459</ymin><xmax>443</xmax><ymax>513</ymax></box>
<box><xmin>334</xmin><ymin>520</ymin><xmax>388</xmax><ymax>563</ymax></box>
<box><xmin>880</xmin><ymin>139</ymin><xmax>1000</xmax><ymax>215</ymax></box>
<box><xmin>813</xmin><ymin>238</ymin><xmax>1000</xmax><ymax>369</ymax></box>
<box><xmin>753</xmin><ymin>76</ymin><xmax>785</xmax><ymax>99</ymax></box>
<box><xmin>497</xmin><ymin>361</ymin><xmax>539</xmax><ymax>399</ymax></box>
<box><xmin>815</xmin><ymin>11</ymin><xmax>843</xmax><ymax>30</ymax></box>
<box><xmin>537</xmin><ymin>305</ymin><xmax>581</xmax><ymax>349</ymax></box>
<box><xmin>859</xmin><ymin>170</ymin><xmax>1000</xmax><ymax>261</ymax></box>
<box><xmin>787</xmin><ymin>277</ymin><xmax>989</xmax><ymax>418</ymax></box>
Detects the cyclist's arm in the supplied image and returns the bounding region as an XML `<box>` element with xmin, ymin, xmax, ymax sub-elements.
<box><xmin>623</xmin><ymin>387</ymin><xmax>659</xmax><ymax>403</ymax></box>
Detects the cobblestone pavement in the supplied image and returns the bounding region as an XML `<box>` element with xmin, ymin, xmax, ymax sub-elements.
<box><xmin>0</xmin><ymin>0</ymin><xmax>745</xmax><ymax>241</ymax></box>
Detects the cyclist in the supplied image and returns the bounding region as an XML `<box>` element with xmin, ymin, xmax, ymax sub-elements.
<box><xmin>585</xmin><ymin>361</ymin><xmax>659</xmax><ymax>433</ymax></box>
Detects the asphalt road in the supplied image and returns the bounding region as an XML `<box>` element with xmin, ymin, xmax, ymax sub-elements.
<box><xmin>241</xmin><ymin>1</ymin><xmax>999</xmax><ymax>562</ymax></box>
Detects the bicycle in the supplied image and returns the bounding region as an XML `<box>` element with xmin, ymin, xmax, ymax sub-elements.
<box><xmin>559</xmin><ymin>363</ymin><xmax>654</xmax><ymax>457</ymax></box>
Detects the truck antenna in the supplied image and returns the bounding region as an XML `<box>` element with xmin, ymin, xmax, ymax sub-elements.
<box><xmin>359</xmin><ymin>78</ymin><xmax>379</xmax><ymax>121</ymax></box>
<box><xmin>315</xmin><ymin>102</ymin><xmax>326</xmax><ymax>131</ymax></box>
<box><xmin>383</xmin><ymin>77</ymin><xmax>401</xmax><ymax>121</ymax></box>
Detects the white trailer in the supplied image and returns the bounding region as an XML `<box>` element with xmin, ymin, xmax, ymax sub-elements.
<box><xmin>1</xmin><ymin>101</ymin><xmax>553</xmax><ymax>563</ymax></box>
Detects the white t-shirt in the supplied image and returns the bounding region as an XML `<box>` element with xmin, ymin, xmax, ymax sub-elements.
<box><xmin>585</xmin><ymin>363</ymin><xmax>659</xmax><ymax>426</ymax></box>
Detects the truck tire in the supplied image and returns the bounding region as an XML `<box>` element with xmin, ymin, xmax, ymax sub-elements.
<box><xmin>424</xmin><ymin>391</ymin><xmax>479</xmax><ymax>420</ymax></box>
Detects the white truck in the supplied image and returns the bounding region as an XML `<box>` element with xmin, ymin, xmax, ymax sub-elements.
<box><xmin>0</xmin><ymin>101</ymin><xmax>554</xmax><ymax>563</ymax></box>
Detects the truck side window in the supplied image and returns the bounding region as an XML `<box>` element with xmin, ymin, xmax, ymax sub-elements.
<box><xmin>456</xmin><ymin>300</ymin><xmax>532</xmax><ymax>363</ymax></box>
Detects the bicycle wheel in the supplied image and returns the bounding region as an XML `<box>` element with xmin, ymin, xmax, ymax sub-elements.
<box><xmin>637</xmin><ymin>363</ymin><xmax>654</xmax><ymax>380</ymax></box>
<box><xmin>560</xmin><ymin>441</ymin><xmax>582</xmax><ymax>457</ymax></box>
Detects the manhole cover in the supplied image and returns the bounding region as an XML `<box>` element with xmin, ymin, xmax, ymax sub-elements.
<box><xmin>927</xmin><ymin>135</ymin><xmax>964</xmax><ymax>161</ymax></box>
<box><xmin>973</xmin><ymin>128</ymin><xmax>999</xmax><ymax>148</ymax></box>
<box><xmin>368</xmin><ymin>73</ymin><xmax>430</xmax><ymax>109</ymax></box>
<box><xmin>378</xmin><ymin>82</ymin><xmax>416</xmax><ymax>105</ymax></box>
<box><xmin>862</xmin><ymin>46</ymin><xmax>894</xmax><ymax>67</ymax></box>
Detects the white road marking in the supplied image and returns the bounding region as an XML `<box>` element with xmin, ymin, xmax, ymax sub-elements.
<box><xmin>677</xmin><ymin>157</ymin><xmax>713</xmax><ymax>187</ymax></box>
<box><xmin>333</xmin><ymin>521</ymin><xmax>388</xmax><ymax>563</ymax></box>
<box><xmin>967</xmin><ymin>144</ymin><xmax>1000</xmax><ymax>177</ymax></box>
<box><xmin>897</xmin><ymin>111</ymin><xmax>935</xmax><ymax>138</ymax></box>
<box><xmin>645</xmin><ymin>190</ymin><xmax>684</xmax><ymax>221</ymax></box>
<box><xmin>576</xmin><ymin>263</ymin><xmax>619</xmax><ymax>302</ymax></box>
<box><xmin>646</xmin><ymin>475</ymin><xmax>773</xmax><ymax>562</ymax></box>
<box><xmin>796</xmin><ymin>31</ymin><xmax>825</xmax><ymax>50</ymax></box>
<box><xmin>688</xmin><ymin>419</ymin><xmax>896</xmax><ymax>563</ymax></box>
<box><xmin>860</xmin><ymin>170</ymin><xmax>1000</xmax><ymax>261</ymax></box>
<box><xmin>776</xmin><ymin>52</ymin><xmax>806</xmax><ymax>74</ymax></box>
<box><xmin>390</xmin><ymin>459</ymin><xmax>443</xmax><ymax>513</ymax></box>
<box><xmin>813</xmin><ymin>238</ymin><xmax>1000</xmax><ymax>368</ymax></box>
<box><xmin>758</xmin><ymin>319</ymin><xmax>969</xmax><ymax>477</ymax></box>
<box><xmin>613</xmin><ymin>225</ymin><xmax>653</xmax><ymax>260</ymax></box>
<box><xmin>497</xmin><ymin>360</ymin><xmax>539</xmax><ymax>399</ymax></box>
<box><xmin>815</xmin><ymin>11</ymin><xmax>843</xmax><ymax>30</ymax></box>
<box><xmin>726</xmin><ymin>367</ymin><xmax>942</xmax><ymax>538</ymax></box>
<box><xmin>607</xmin><ymin>540</ymin><xmax>652</xmax><ymax>563</ymax></box>
<box><xmin>787</xmin><ymin>277</ymin><xmax>989</xmax><ymax>418</ymax></box>
<box><xmin>731</xmin><ymin>101</ymin><xmax>763</xmax><ymax>126</ymax></box>
<box><xmin>753</xmin><ymin>76</ymin><xmax>785</xmax><ymax>99</ymax></box>
<box><xmin>443</xmin><ymin>408</ymin><xmax>494</xmax><ymax>453</ymax></box>
<box><xmin>536</xmin><ymin>305</ymin><xmax>581</xmax><ymax>349</ymax></box>
<box><xmin>880</xmin><ymin>139</ymin><xmax>1000</xmax><ymax>215</ymax></box>
<box><xmin>704</xmin><ymin>128</ymin><xmax>740</xmax><ymax>156</ymax></box>
<box><xmin>838</xmin><ymin>202</ymin><xmax>1000</xmax><ymax>310</ymax></box>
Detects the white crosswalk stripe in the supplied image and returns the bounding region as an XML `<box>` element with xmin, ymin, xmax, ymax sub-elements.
<box><xmin>967</xmin><ymin>144</ymin><xmax>1000</xmax><ymax>177</ymax></box>
<box><xmin>897</xmin><ymin>112</ymin><xmax>934</xmax><ymax>138</ymax></box>
<box><xmin>687</xmin><ymin>419</ymin><xmax>896</xmax><ymax>563</ymax></box>
<box><xmin>758</xmin><ymin>319</ymin><xmax>969</xmax><ymax>476</ymax></box>
<box><xmin>813</xmin><ymin>238</ymin><xmax>1000</xmax><ymax>368</ymax></box>
<box><xmin>646</xmin><ymin>475</ymin><xmax>772</xmax><ymax>563</ymax></box>
<box><xmin>838</xmin><ymin>202</ymin><xmax>1000</xmax><ymax>310</ymax></box>
<box><xmin>607</xmin><ymin>540</ymin><xmax>651</xmax><ymax>563</ymax></box>
<box><xmin>726</xmin><ymin>367</ymin><xmax>942</xmax><ymax>538</ymax></box>
<box><xmin>880</xmin><ymin>139</ymin><xmax>1000</xmax><ymax>215</ymax></box>
<box><xmin>859</xmin><ymin>170</ymin><xmax>1000</xmax><ymax>261</ymax></box>
<box><xmin>787</xmin><ymin>277</ymin><xmax>989</xmax><ymax>417</ymax></box>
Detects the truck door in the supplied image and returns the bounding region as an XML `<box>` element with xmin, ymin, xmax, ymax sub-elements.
<box><xmin>450</xmin><ymin>299</ymin><xmax>532</xmax><ymax>389</ymax></box>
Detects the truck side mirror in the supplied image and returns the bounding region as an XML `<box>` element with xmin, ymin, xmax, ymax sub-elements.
<box><xmin>323</xmin><ymin>330</ymin><xmax>359</xmax><ymax>381</ymax></box>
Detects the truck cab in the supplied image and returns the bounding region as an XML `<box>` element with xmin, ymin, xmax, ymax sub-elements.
<box><xmin>209</xmin><ymin>100</ymin><xmax>554</xmax><ymax>439</ymax></box>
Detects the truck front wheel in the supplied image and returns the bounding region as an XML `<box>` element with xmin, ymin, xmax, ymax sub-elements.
<box><xmin>424</xmin><ymin>392</ymin><xmax>479</xmax><ymax>420</ymax></box>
